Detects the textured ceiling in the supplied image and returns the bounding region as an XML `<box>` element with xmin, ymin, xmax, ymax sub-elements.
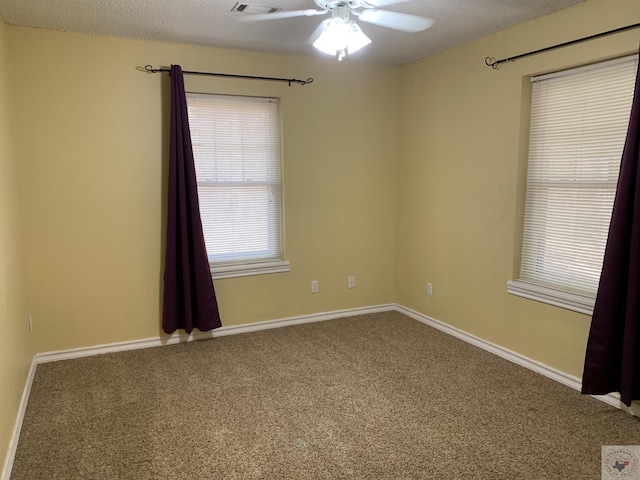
<box><xmin>0</xmin><ymin>0</ymin><xmax>586</xmax><ymax>65</ymax></box>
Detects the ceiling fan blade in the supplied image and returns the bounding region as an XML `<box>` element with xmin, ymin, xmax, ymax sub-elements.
<box><xmin>237</xmin><ymin>9</ymin><xmax>326</xmax><ymax>22</ymax></box>
<box><xmin>357</xmin><ymin>9</ymin><xmax>434</xmax><ymax>32</ymax></box>
<box><xmin>359</xmin><ymin>0</ymin><xmax>411</xmax><ymax>7</ymax></box>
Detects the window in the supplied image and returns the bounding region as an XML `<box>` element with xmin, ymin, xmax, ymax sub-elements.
<box><xmin>187</xmin><ymin>93</ymin><xmax>289</xmax><ymax>279</ymax></box>
<box><xmin>508</xmin><ymin>55</ymin><xmax>638</xmax><ymax>314</ymax></box>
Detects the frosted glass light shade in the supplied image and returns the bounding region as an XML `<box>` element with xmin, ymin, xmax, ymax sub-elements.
<box><xmin>313</xmin><ymin>18</ymin><xmax>371</xmax><ymax>60</ymax></box>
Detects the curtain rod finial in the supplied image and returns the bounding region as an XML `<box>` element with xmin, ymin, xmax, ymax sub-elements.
<box><xmin>485</xmin><ymin>57</ymin><xmax>499</xmax><ymax>69</ymax></box>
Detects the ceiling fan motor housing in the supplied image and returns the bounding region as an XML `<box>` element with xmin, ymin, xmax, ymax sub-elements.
<box><xmin>331</xmin><ymin>5</ymin><xmax>351</xmax><ymax>20</ymax></box>
<box><xmin>315</xmin><ymin>0</ymin><xmax>371</xmax><ymax>11</ymax></box>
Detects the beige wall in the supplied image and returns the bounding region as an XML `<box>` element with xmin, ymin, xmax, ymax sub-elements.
<box><xmin>7</xmin><ymin>28</ymin><xmax>400</xmax><ymax>353</ymax></box>
<box><xmin>397</xmin><ymin>0</ymin><xmax>640</xmax><ymax>377</ymax></box>
<box><xmin>0</xmin><ymin>15</ymin><xmax>32</xmax><ymax>476</ymax></box>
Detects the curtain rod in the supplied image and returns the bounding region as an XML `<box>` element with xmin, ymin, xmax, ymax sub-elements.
<box><xmin>144</xmin><ymin>65</ymin><xmax>313</xmax><ymax>86</ymax></box>
<box><xmin>485</xmin><ymin>22</ymin><xmax>640</xmax><ymax>69</ymax></box>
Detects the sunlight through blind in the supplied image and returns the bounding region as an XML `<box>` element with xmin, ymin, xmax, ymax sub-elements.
<box><xmin>520</xmin><ymin>55</ymin><xmax>638</xmax><ymax>297</ymax></box>
<box><xmin>187</xmin><ymin>93</ymin><xmax>282</xmax><ymax>265</ymax></box>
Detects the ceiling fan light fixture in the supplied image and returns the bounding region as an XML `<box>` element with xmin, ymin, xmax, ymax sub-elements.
<box><xmin>313</xmin><ymin>17</ymin><xmax>371</xmax><ymax>60</ymax></box>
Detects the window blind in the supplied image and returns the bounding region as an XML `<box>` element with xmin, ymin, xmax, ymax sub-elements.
<box><xmin>186</xmin><ymin>93</ymin><xmax>282</xmax><ymax>265</ymax></box>
<box><xmin>520</xmin><ymin>54</ymin><xmax>638</xmax><ymax>297</ymax></box>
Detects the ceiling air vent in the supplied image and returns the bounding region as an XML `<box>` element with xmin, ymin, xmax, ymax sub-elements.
<box><xmin>232</xmin><ymin>3</ymin><xmax>279</xmax><ymax>14</ymax></box>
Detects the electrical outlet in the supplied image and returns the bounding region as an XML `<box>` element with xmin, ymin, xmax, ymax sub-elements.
<box><xmin>348</xmin><ymin>276</ymin><xmax>355</xmax><ymax>289</ymax></box>
<box><xmin>427</xmin><ymin>283</ymin><xmax>433</xmax><ymax>296</ymax></box>
<box><xmin>311</xmin><ymin>280</ymin><xmax>319</xmax><ymax>293</ymax></box>
<box><xmin>28</xmin><ymin>314</ymin><xmax>33</xmax><ymax>332</ymax></box>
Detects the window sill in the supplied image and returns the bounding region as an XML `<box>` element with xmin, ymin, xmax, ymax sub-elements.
<box><xmin>507</xmin><ymin>280</ymin><xmax>594</xmax><ymax>315</ymax></box>
<box><xmin>211</xmin><ymin>260</ymin><xmax>290</xmax><ymax>280</ymax></box>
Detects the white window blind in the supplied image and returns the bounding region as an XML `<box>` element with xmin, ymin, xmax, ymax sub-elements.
<box><xmin>517</xmin><ymin>54</ymin><xmax>638</xmax><ymax>301</ymax></box>
<box><xmin>186</xmin><ymin>93</ymin><xmax>283</xmax><ymax>268</ymax></box>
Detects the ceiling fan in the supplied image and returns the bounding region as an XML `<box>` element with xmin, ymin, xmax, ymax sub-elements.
<box><xmin>239</xmin><ymin>0</ymin><xmax>434</xmax><ymax>60</ymax></box>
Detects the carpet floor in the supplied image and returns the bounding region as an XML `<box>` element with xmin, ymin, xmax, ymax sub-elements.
<box><xmin>10</xmin><ymin>311</ymin><xmax>640</xmax><ymax>479</ymax></box>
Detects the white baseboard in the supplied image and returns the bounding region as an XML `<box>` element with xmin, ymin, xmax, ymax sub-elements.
<box><xmin>6</xmin><ymin>301</ymin><xmax>635</xmax><ymax>480</ymax></box>
<box><xmin>394</xmin><ymin>304</ymin><xmax>634</xmax><ymax>414</ymax></box>
<box><xmin>2</xmin><ymin>356</ymin><xmax>37</xmax><ymax>480</ymax></box>
<box><xmin>36</xmin><ymin>304</ymin><xmax>396</xmax><ymax>364</ymax></box>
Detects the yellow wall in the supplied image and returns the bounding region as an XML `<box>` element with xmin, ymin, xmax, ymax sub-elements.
<box><xmin>0</xmin><ymin>15</ymin><xmax>32</xmax><ymax>476</ymax></box>
<box><xmin>7</xmin><ymin>28</ymin><xmax>400</xmax><ymax>353</ymax></box>
<box><xmin>397</xmin><ymin>0</ymin><xmax>640</xmax><ymax>377</ymax></box>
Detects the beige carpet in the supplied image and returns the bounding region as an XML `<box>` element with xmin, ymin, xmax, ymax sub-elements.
<box><xmin>10</xmin><ymin>311</ymin><xmax>640</xmax><ymax>479</ymax></box>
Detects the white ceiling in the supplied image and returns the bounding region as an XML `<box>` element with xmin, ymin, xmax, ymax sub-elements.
<box><xmin>0</xmin><ymin>0</ymin><xmax>586</xmax><ymax>65</ymax></box>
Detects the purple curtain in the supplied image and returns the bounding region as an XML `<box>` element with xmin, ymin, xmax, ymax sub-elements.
<box><xmin>582</xmin><ymin>54</ymin><xmax>640</xmax><ymax>406</ymax></box>
<box><xmin>162</xmin><ymin>65</ymin><xmax>222</xmax><ymax>334</ymax></box>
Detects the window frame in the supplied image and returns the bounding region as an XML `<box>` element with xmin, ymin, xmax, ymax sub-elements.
<box><xmin>509</xmin><ymin>54</ymin><xmax>639</xmax><ymax>314</ymax></box>
<box><xmin>186</xmin><ymin>92</ymin><xmax>290</xmax><ymax>280</ymax></box>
